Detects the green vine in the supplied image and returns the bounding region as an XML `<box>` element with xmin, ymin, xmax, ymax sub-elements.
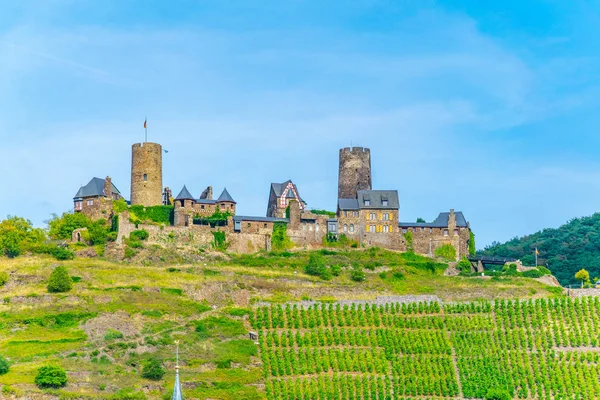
<box><xmin>404</xmin><ymin>231</ymin><xmax>414</xmax><ymax>253</ymax></box>
<box><xmin>272</xmin><ymin>222</ymin><xmax>293</xmax><ymax>251</ymax></box>
<box><xmin>469</xmin><ymin>231</ymin><xmax>476</xmax><ymax>256</ymax></box>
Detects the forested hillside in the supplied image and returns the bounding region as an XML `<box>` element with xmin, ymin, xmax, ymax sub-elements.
<box><xmin>479</xmin><ymin>213</ymin><xmax>600</xmax><ymax>285</ymax></box>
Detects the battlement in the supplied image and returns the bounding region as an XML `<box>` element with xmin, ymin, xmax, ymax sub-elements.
<box><xmin>340</xmin><ymin>147</ymin><xmax>370</xmax><ymax>154</ymax></box>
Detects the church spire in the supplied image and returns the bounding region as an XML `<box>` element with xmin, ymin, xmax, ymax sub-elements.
<box><xmin>171</xmin><ymin>340</ymin><xmax>183</xmax><ymax>400</ymax></box>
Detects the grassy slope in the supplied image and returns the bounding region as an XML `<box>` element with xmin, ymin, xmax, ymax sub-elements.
<box><xmin>0</xmin><ymin>251</ymin><xmax>561</xmax><ymax>399</ymax></box>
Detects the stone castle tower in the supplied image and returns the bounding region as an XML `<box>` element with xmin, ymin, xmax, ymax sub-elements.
<box><xmin>338</xmin><ymin>147</ymin><xmax>372</xmax><ymax>199</ymax></box>
<box><xmin>130</xmin><ymin>142</ymin><xmax>163</xmax><ymax>206</ymax></box>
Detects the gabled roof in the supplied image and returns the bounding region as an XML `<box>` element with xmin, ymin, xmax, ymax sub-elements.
<box><xmin>399</xmin><ymin>211</ymin><xmax>468</xmax><ymax>228</ymax></box>
<box><xmin>357</xmin><ymin>190</ymin><xmax>399</xmax><ymax>209</ymax></box>
<box><xmin>73</xmin><ymin>177</ymin><xmax>121</xmax><ymax>199</ymax></box>
<box><xmin>433</xmin><ymin>211</ymin><xmax>468</xmax><ymax>227</ymax></box>
<box><xmin>217</xmin><ymin>188</ymin><xmax>236</xmax><ymax>203</ymax></box>
<box><xmin>338</xmin><ymin>198</ymin><xmax>360</xmax><ymax>210</ymax></box>
<box><xmin>270</xmin><ymin>180</ymin><xmax>305</xmax><ymax>204</ymax></box>
<box><xmin>175</xmin><ymin>185</ymin><xmax>194</xmax><ymax>201</ymax></box>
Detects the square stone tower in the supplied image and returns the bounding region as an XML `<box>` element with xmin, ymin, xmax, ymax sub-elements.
<box><xmin>130</xmin><ymin>142</ymin><xmax>163</xmax><ymax>206</ymax></box>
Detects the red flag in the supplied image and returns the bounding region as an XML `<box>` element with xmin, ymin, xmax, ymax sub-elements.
<box><xmin>143</xmin><ymin>118</ymin><xmax>147</xmax><ymax>129</ymax></box>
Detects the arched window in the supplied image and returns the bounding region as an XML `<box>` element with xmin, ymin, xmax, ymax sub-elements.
<box><xmin>344</xmin><ymin>224</ymin><xmax>348</xmax><ymax>232</ymax></box>
<box><xmin>143</xmin><ymin>174</ymin><xmax>148</xmax><ymax>181</ymax></box>
<box><xmin>349</xmin><ymin>224</ymin><xmax>354</xmax><ymax>232</ymax></box>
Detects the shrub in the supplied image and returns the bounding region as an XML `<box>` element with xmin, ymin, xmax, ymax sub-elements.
<box><xmin>128</xmin><ymin>240</ymin><xmax>143</xmax><ymax>249</ymax></box>
<box><xmin>304</xmin><ymin>253</ymin><xmax>325</xmax><ymax>276</ymax></box>
<box><xmin>0</xmin><ymin>354</ymin><xmax>9</xmax><ymax>375</ymax></box>
<box><xmin>404</xmin><ymin>230</ymin><xmax>413</xmax><ymax>252</ymax></box>
<box><xmin>434</xmin><ymin>244</ymin><xmax>456</xmax><ymax>261</ymax></box>
<box><xmin>107</xmin><ymin>231</ymin><xmax>118</xmax><ymax>242</ymax></box>
<box><xmin>456</xmin><ymin>257</ymin><xmax>472</xmax><ymax>273</ymax></box>
<box><xmin>35</xmin><ymin>365</ymin><xmax>67</xmax><ymax>388</ymax></box>
<box><xmin>47</xmin><ymin>266</ymin><xmax>73</xmax><ymax>293</ymax></box>
<box><xmin>0</xmin><ymin>272</ymin><xmax>8</xmax><ymax>287</ymax></box>
<box><xmin>124</xmin><ymin>247</ymin><xmax>137</xmax><ymax>259</ymax></box>
<box><xmin>111</xmin><ymin>388</ymin><xmax>147</xmax><ymax>400</ymax></box>
<box><xmin>141</xmin><ymin>358</ymin><xmax>165</xmax><ymax>381</ymax></box>
<box><xmin>522</xmin><ymin>269</ymin><xmax>543</xmax><ymax>278</ymax></box>
<box><xmin>52</xmin><ymin>247</ymin><xmax>75</xmax><ymax>260</ymax></box>
<box><xmin>350</xmin><ymin>265</ymin><xmax>366</xmax><ymax>282</ymax></box>
<box><xmin>272</xmin><ymin>222</ymin><xmax>293</xmax><ymax>251</ymax></box>
<box><xmin>195</xmin><ymin>316</ymin><xmax>245</xmax><ymax>337</ymax></box>
<box><xmin>130</xmin><ymin>230</ymin><xmax>149</xmax><ymax>241</ymax></box>
<box><xmin>212</xmin><ymin>231</ymin><xmax>229</xmax><ymax>251</ymax></box>
<box><xmin>113</xmin><ymin>198</ymin><xmax>128</xmax><ymax>214</ymax></box>
<box><xmin>330</xmin><ymin>264</ymin><xmax>342</xmax><ymax>276</ymax></box>
<box><xmin>104</xmin><ymin>329</ymin><xmax>124</xmax><ymax>340</ymax></box>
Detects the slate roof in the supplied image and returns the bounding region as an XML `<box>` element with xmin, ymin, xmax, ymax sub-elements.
<box><xmin>399</xmin><ymin>211</ymin><xmax>468</xmax><ymax>228</ymax></box>
<box><xmin>197</xmin><ymin>199</ymin><xmax>217</xmax><ymax>204</ymax></box>
<box><xmin>233</xmin><ymin>215</ymin><xmax>288</xmax><ymax>223</ymax></box>
<box><xmin>338</xmin><ymin>198</ymin><xmax>360</xmax><ymax>210</ymax></box>
<box><xmin>357</xmin><ymin>190</ymin><xmax>399</xmax><ymax>209</ymax></box>
<box><xmin>270</xmin><ymin>180</ymin><xmax>305</xmax><ymax>204</ymax></box>
<box><xmin>175</xmin><ymin>185</ymin><xmax>194</xmax><ymax>200</ymax></box>
<box><xmin>73</xmin><ymin>177</ymin><xmax>121</xmax><ymax>199</ymax></box>
<box><xmin>217</xmin><ymin>188</ymin><xmax>236</xmax><ymax>203</ymax></box>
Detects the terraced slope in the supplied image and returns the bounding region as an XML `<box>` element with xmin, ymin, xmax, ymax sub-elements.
<box><xmin>253</xmin><ymin>297</ymin><xmax>600</xmax><ymax>400</ymax></box>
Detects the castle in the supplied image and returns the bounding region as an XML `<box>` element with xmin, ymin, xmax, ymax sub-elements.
<box><xmin>73</xmin><ymin>142</ymin><xmax>472</xmax><ymax>259</ymax></box>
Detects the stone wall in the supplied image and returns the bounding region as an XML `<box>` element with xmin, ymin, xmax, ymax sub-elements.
<box><xmin>80</xmin><ymin>196</ymin><xmax>113</xmax><ymax>221</ymax></box>
<box><xmin>130</xmin><ymin>142</ymin><xmax>163</xmax><ymax>206</ymax></box>
<box><xmin>338</xmin><ymin>147</ymin><xmax>372</xmax><ymax>199</ymax></box>
<box><xmin>410</xmin><ymin>226</ymin><xmax>470</xmax><ymax>260</ymax></box>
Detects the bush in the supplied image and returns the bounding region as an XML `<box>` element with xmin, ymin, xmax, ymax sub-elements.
<box><xmin>456</xmin><ymin>257</ymin><xmax>472</xmax><ymax>273</ymax></box>
<box><xmin>330</xmin><ymin>264</ymin><xmax>342</xmax><ymax>276</ymax></box>
<box><xmin>350</xmin><ymin>265</ymin><xmax>366</xmax><ymax>282</ymax></box>
<box><xmin>124</xmin><ymin>247</ymin><xmax>137</xmax><ymax>259</ymax></box>
<box><xmin>212</xmin><ymin>231</ymin><xmax>229</xmax><ymax>251</ymax></box>
<box><xmin>434</xmin><ymin>244</ymin><xmax>456</xmax><ymax>261</ymax></box>
<box><xmin>35</xmin><ymin>365</ymin><xmax>67</xmax><ymax>388</ymax></box>
<box><xmin>304</xmin><ymin>253</ymin><xmax>331</xmax><ymax>280</ymax></box>
<box><xmin>130</xmin><ymin>230</ymin><xmax>149</xmax><ymax>241</ymax></box>
<box><xmin>0</xmin><ymin>354</ymin><xmax>9</xmax><ymax>375</ymax></box>
<box><xmin>522</xmin><ymin>269</ymin><xmax>543</xmax><ymax>278</ymax></box>
<box><xmin>107</xmin><ymin>231</ymin><xmax>118</xmax><ymax>242</ymax></box>
<box><xmin>52</xmin><ymin>247</ymin><xmax>75</xmax><ymax>260</ymax></box>
<box><xmin>0</xmin><ymin>272</ymin><xmax>8</xmax><ymax>287</ymax></box>
<box><xmin>104</xmin><ymin>329</ymin><xmax>124</xmax><ymax>341</ymax></box>
<box><xmin>141</xmin><ymin>358</ymin><xmax>165</xmax><ymax>381</ymax></box>
<box><xmin>47</xmin><ymin>266</ymin><xmax>73</xmax><ymax>293</ymax></box>
<box><xmin>485</xmin><ymin>388</ymin><xmax>511</xmax><ymax>400</ymax></box>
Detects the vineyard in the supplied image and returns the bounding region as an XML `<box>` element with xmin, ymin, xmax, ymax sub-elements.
<box><xmin>252</xmin><ymin>297</ymin><xmax>600</xmax><ymax>400</ymax></box>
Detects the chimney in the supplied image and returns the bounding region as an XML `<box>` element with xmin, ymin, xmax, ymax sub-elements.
<box><xmin>104</xmin><ymin>176</ymin><xmax>112</xmax><ymax>199</ymax></box>
<box><xmin>448</xmin><ymin>209</ymin><xmax>456</xmax><ymax>232</ymax></box>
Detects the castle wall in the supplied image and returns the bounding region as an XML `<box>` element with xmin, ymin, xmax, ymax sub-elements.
<box><xmin>79</xmin><ymin>197</ymin><xmax>113</xmax><ymax>221</ymax></box>
<box><xmin>338</xmin><ymin>147</ymin><xmax>372</xmax><ymax>199</ymax></box>
<box><xmin>131</xmin><ymin>142</ymin><xmax>163</xmax><ymax>206</ymax></box>
<box><xmin>409</xmin><ymin>226</ymin><xmax>470</xmax><ymax>260</ymax></box>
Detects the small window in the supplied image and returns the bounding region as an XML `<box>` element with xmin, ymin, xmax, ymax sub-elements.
<box><xmin>248</xmin><ymin>223</ymin><xmax>251</xmax><ymax>227</ymax></box>
<box><xmin>444</xmin><ymin>229</ymin><xmax>449</xmax><ymax>236</ymax></box>
<box><xmin>382</xmin><ymin>200</ymin><xmax>388</xmax><ymax>206</ymax></box>
<box><xmin>370</xmin><ymin>212</ymin><xmax>376</xmax><ymax>220</ymax></box>
<box><xmin>354</xmin><ymin>211</ymin><xmax>359</xmax><ymax>217</ymax></box>
<box><xmin>309</xmin><ymin>225</ymin><xmax>313</xmax><ymax>231</ymax></box>
<box><xmin>429</xmin><ymin>228</ymin><xmax>433</xmax><ymax>233</ymax></box>
<box><xmin>364</xmin><ymin>199</ymin><xmax>371</xmax><ymax>206</ymax></box>
<box><xmin>264</xmin><ymin>223</ymin><xmax>268</xmax><ymax>228</ymax></box>
<box><xmin>344</xmin><ymin>211</ymin><xmax>347</xmax><ymax>217</ymax></box>
<box><xmin>143</xmin><ymin>174</ymin><xmax>148</xmax><ymax>181</ymax></box>
<box><xmin>87</xmin><ymin>199</ymin><xmax>94</xmax><ymax>206</ymax></box>
<box><xmin>384</xmin><ymin>225</ymin><xmax>389</xmax><ymax>233</ymax></box>
<box><xmin>201</xmin><ymin>205</ymin><xmax>205</xmax><ymax>209</ymax></box>
<box><xmin>454</xmin><ymin>229</ymin><xmax>459</xmax><ymax>236</ymax></box>
<box><xmin>349</xmin><ymin>224</ymin><xmax>354</xmax><ymax>232</ymax></box>
<box><xmin>344</xmin><ymin>224</ymin><xmax>348</xmax><ymax>232</ymax></box>
<box><xmin>402</xmin><ymin>228</ymin><xmax>407</xmax><ymax>234</ymax></box>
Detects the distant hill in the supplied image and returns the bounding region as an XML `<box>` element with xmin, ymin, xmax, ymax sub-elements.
<box><xmin>479</xmin><ymin>213</ymin><xmax>600</xmax><ymax>285</ymax></box>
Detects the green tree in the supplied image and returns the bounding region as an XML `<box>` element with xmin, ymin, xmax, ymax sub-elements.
<box><xmin>48</xmin><ymin>212</ymin><xmax>90</xmax><ymax>239</ymax></box>
<box><xmin>47</xmin><ymin>266</ymin><xmax>73</xmax><ymax>293</ymax></box>
<box><xmin>35</xmin><ymin>365</ymin><xmax>67</xmax><ymax>388</ymax></box>
<box><xmin>416</xmin><ymin>217</ymin><xmax>426</xmax><ymax>223</ymax></box>
<box><xmin>575</xmin><ymin>269</ymin><xmax>590</xmax><ymax>288</ymax></box>
<box><xmin>141</xmin><ymin>358</ymin><xmax>165</xmax><ymax>381</ymax></box>
<box><xmin>350</xmin><ymin>266</ymin><xmax>366</xmax><ymax>282</ymax></box>
<box><xmin>457</xmin><ymin>257</ymin><xmax>472</xmax><ymax>273</ymax></box>
<box><xmin>0</xmin><ymin>216</ymin><xmax>45</xmax><ymax>257</ymax></box>
<box><xmin>0</xmin><ymin>354</ymin><xmax>9</xmax><ymax>375</ymax></box>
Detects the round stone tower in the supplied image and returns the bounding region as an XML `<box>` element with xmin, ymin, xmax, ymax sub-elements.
<box><xmin>130</xmin><ymin>142</ymin><xmax>163</xmax><ymax>206</ymax></box>
<box><xmin>338</xmin><ymin>147</ymin><xmax>372</xmax><ymax>199</ymax></box>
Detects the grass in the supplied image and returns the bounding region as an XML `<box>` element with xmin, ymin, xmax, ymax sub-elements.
<box><xmin>0</xmin><ymin>251</ymin><xmax>563</xmax><ymax>399</ymax></box>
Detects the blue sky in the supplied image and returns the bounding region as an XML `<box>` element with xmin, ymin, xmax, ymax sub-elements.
<box><xmin>2</xmin><ymin>0</ymin><xmax>600</xmax><ymax>248</ymax></box>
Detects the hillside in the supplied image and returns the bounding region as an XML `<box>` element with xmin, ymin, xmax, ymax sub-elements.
<box><xmin>0</xmin><ymin>250</ymin><xmax>561</xmax><ymax>399</ymax></box>
<box><xmin>479</xmin><ymin>212</ymin><xmax>600</xmax><ymax>286</ymax></box>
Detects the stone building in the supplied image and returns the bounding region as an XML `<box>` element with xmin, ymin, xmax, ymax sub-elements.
<box><xmin>130</xmin><ymin>142</ymin><xmax>163</xmax><ymax>206</ymax></box>
<box><xmin>173</xmin><ymin>185</ymin><xmax>236</xmax><ymax>227</ymax></box>
<box><xmin>266</xmin><ymin>180</ymin><xmax>306</xmax><ymax>218</ymax></box>
<box><xmin>73</xmin><ymin>176</ymin><xmax>123</xmax><ymax>220</ymax></box>
<box><xmin>338</xmin><ymin>147</ymin><xmax>372</xmax><ymax>199</ymax></box>
<box><xmin>400</xmin><ymin>209</ymin><xmax>471</xmax><ymax>260</ymax></box>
